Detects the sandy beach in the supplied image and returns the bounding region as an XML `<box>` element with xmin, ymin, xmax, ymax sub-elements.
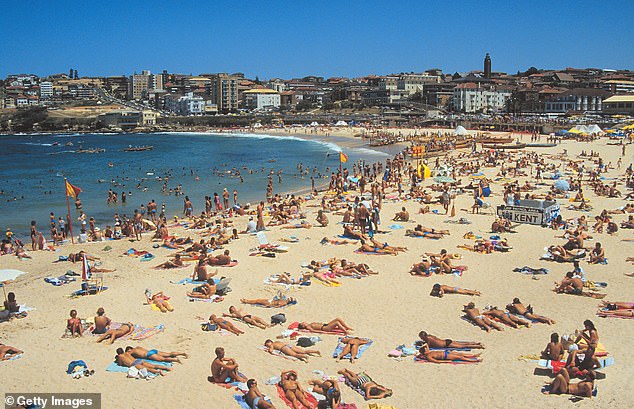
<box><xmin>0</xmin><ymin>128</ymin><xmax>632</xmax><ymax>409</ymax></box>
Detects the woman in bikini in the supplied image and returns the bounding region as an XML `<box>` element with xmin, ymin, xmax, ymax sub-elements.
<box><xmin>483</xmin><ymin>306</ymin><xmax>531</xmax><ymax>328</ymax></box>
<box><xmin>187</xmin><ymin>280</ymin><xmax>216</xmax><ymax>299</ymax></box>
<box><xmin>416</xmin><ymin>342</ymin><xmax>481</xmax><ymax>363</ymax></box>
<box><xmin>463</xmin><ymin>303</ymin><xmax>503</xmax><ymax>332</ymax></box>
<box><xmin>297</xmin><ymin>318</ymin><xmax>353</xmax><ymax>334</ymax></box>
<box><xmin>96</xmin><ymin>322</ymin><xmax>134</xmax><ymax>344</ymax></box>
<box><xmin>336</xmin><ymin>336</ymin><xmax>371</xmax><ymax>363</ymax></box>
<box><xmin>337</xmin><ymin>369</ymin><xmax>392</xmax><ymax>400</ymax></box>
<box><xmin>543</xmin><ymin>367</ymin><xmax>595</xmax><ymax>397</ymax></box>
<box><xmin>145</xmin><ymin>289</ymin><xmax>174</xmax><ymax>312</ymax></box>
<box><xmin>430</xmin><ymin>283</ymin><xmax>480</xmax><ymax>298</ymax></box>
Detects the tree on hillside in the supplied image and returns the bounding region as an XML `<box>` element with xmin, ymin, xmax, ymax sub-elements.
<box><xmin>69</xmin><ymin>68</ymin><xmax>73</xmax><ymax>78</ymax></box>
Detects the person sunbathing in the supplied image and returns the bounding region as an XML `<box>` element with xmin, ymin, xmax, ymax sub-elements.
<box><xmin>491</xmin><ymin>217</ymin><xmax>514</xmax><ymax>233</ymax></box>
<box><xmin>310</xmin><ymin>270</ymin><xmax>341</xmax><ymax>285</ymax></box>
<box><xmin>309</xmin><ymin>379</ymin><xmax>341</xmax><ymax>408</ymax></box>
<box><xmin>506</xmin><ymin>298</ymin><xmax>555</xmax><ymax>324</ymax></box>
<box><xmin>463</xmin><ymin>303</ymin><xmax>503</xmax><ymax>332</ymax></box>
<box><xmin>97</xmin><ymin>322</ymin><xmax>134</xmax><ymax>344</ymax></box>
<box><xmin>588</xmin><ymin>243</ymin><xmax>605</xmax><ymax>264</ymax></box>
<box><xmin>555</xmin><ymin>271</ymin><xmax>594</xmax><ymax>297</ymax></box>
<box><xmin>187</xmin><ymin>280</ymin><xmax>217</xmax><ymax>299</ymax></box>
<box><xmin>67</xmin><ymin>309</ymin><xmax>83</xmax><ymax>337</ymax></box>
<box><xmin>600</xmin><ymin>301</ymin><xmax>634</xmax><ymax>310</ymax></box>
<box><xmin>210</xmin><ymin>347</ymin><xmax>247</xmax><ymax>383</ymax></box>
<box><xmin>483</xmin><ymin>306</ymin><xmax>531</xmax><ymax>328</ymax></box>
<box><xmin>367</xmin><ymin>236</ymin><xmax>408</xmax><ymax>253</ymax></box>
<box><xmin>336</xmin><ymin>336</ymin><xmax>371</xmax><ymax>363</ymax></box>
<box><xmin>297</xmin><ymin>318</ymin><xmax>353</xmax><ymax>334</ymax></box>
<box><xmin>621</xmin><ymin>215</ymin><xmax>634</xmax><ymax>229</ymax></box>
<box><xmin>145</xmin><ymin>289</ymin><xmax>174</xmax><ymax>312</ymax></box>
<box><xmin>162</xmin><ymin>239</ymin><xmax>183</xmax><ymax>249</ymax></box>
<box><xmin>406</xmin><ymin>228</ymin><xmax>444</xmax><ymax>239</ymax></box>
<box><xmin>269</xmin><ymin>272</ymin><xmax>311</xmax><ymax>286</ymax></box>
<box><xmin>280</xmin><ymin>370</ymin><xmax>314</xmax><ymax>408</ymax></box>
<box><xmin>416</xmin><ymin>342</ymin><xmax>481</xmax><ymax>363</ymax></box>
<box><xmin>126</xmin><ymin>346</ymin><xmax>187</xmax><ymax>364</ymax></box>
<box><xmin>153</xmin><ymin>254</ymin><xmax>185</xmax><ymax>269</ymax></box>
<box><xmin>320</xmin><ymin>237</ymin><xmax>354</xmax><ymax>245</ymax></box>
<box><xmin>68</xmin><ymin>251</ymin><xmax>100</xmax><ymax>263</ymax></box>
<box><xmin>541</xmin><ymin>333</ymin><xmax>565</xmax><ymax>361</ymax></box>
<box><xmin>281</xmin><ymin>220</ymin><xmax>312</xmax><ymax>229</ymax></box>
<box><xmin>0</xmin><ymin>343</ymin><xmax>23</xmax><ymax>360</ymax></box>
<box><xmin>425</xmin><ymin>249</ymin><xmax>457</xmax><ymax>274</ymax></box>
<box><xmin>410</xmin><ymin>259</ymin><xmax>433</xmax><ymax>276</ymax></box>
<box><xmin>546</xmin><ymin>245</ymin><xmax>585</xmax><ymax>262</ymax></box>
<box><xmin>192</xmin><ymin>258</ymin><xmax>217</xmax><ymax>281</ymax></box>
<box><xmin>93</xmin><ymin>307</ymin><xmax>111</xmax><ymax>334</ymax></box>
<box><xmin>240</xmin><ymin>294</ymin><xmax>297</xmax><ymax>308</ymax></box>
<box><xmin>207</xmin><ymin>250</ymin><xmax>232</xmax><ymax>266</ymax></box>
<box><xmin>223</xmin><ymin>306</ymin><xmax>270</xmax><ymax>329</ymax></box>
<box><xmin>245</xmin><ymin>379</ymin><xmax>276</xmax><ymax>409</ymax></box>
<box><xmin>543</xmin><ymin>367</ymin><xmax>595</xmax><ymax>397</ymax></box>
<box><xmin>342</xmin><ymin>225</ymin><xmax>363</xmax><ymax>240</ymax></box>
<box><xmin>316</xmin><ymin>210</ymin><xmax>329</xmax><ymax>227</ymax></box>
<box><xmin>115</xmin><ymin>348</ymin><xmax>171</xmax><ymax>376</ymax></box>
<box><xmin>392</xmin><ymin>207</ymin><xmax>409</xmax><ymax>221</ymax></box>
<box><xmin>264</xmin><ymin>340</ymin><xmax>320</xmax><ymax>362</ymax></box>
<box><xmin>358</xmin><ymin>238</ymin><xmax>397</xmax><ymax>255</ymax></box>
<box><xmin>430</xmin><ymin>283</ymin><xmax>480</xmax><ymax>298</ymax></box>
<box><xmin>340</xmin><ymin>259</ymin><xmax>376</xmax><ymax>276</ymax></box>
<box><xmin>208</xmin><ymin>314</ymin><xmax>244</xmax><ymax>335</ymax></box>
<box><xmin>418</xmin><ymin>331</ymin><xmax>484</xmax><ymax>349</ymax></box>
<box><xmin>337</xmin><ymin>368</ymin><xmax>392</xmax><ymax>400</ymax></box>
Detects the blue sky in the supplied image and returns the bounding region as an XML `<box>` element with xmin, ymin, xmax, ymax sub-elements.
<box><xmin>1</xmin><ymin>0</ymin><xmax>632</xmax><ymax>79</ymax></box>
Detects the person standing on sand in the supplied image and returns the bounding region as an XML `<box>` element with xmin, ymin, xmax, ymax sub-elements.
<box><xmin>223</xmin><ymin>188</ymin><xmax>230</xmax><ymax>210</ymax></box>
<box><xmin>233</xmin><ymin>189</ymin><xmax>238</xmax><ymax>205</ymax></box>
<box><xmin>256</xmin><ymin>201</ymin><xmax>265</xmax><ymax>231</ymax></box>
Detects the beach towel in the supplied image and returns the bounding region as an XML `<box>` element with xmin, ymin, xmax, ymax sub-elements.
<box><xmin>513</xmin><ymin>266</ymin><xmax>549</xmax><ymax>275</ymax></box>
<box><xmin>68</xmin><ymin>286</ymin><xmax>108</xmax><ymax>298</ymax></box>
<box><xmin>188</xmin><ymin>295</ymin><xmax>224</xmax><ymax>303</ymax></box>
<box><xmin>106</xmin><ymin>359</ymin><xmax>171</xmax><ymax>373</ymax></box>
<box><xmin>332</xmin><ymin>338</ymin><xmax>373</xmax><ymax>360</ymax></box>
<box><xmin>1</xmin><ymin>353</ymin><xmax>23</xmax><ymax>361</ymax></box>
<box><xmin>275</xmin><ymin>384</ymin><xmax>318</xmax><ymax>409</ymax></box>
<box><xmin>353</xmin><ymin>250</ymin><xmax>391</xmax><ymax>256</ymax></box>
<box><xmin>171</xmin><ymin>277</ymin><xmax>219</xmax><ymax>285</ymax></box>
<box><xmin>45</xmin><ymin>275</ymin><xmax>77</xmax><ymax>286</ymax></box>
<box><xmin>217</xmin><ymin>260</ymin><xmax>239</xmax><ymax>267</ymax></box>
<box><xmin>388</xmin><ymin>224</ymin><xmax>404</xmax><ymax>230</ymax></box>
<box><xmin>120</xmin><ymin>324</ymin><xmax>165</xmax><ymax>341</ymax></box>
<box><xmin>258</xmin><ymin>345</ymin><xmax>300</xmax><ymax>361</ymax></box>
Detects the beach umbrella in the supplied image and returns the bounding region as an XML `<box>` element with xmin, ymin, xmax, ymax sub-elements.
<box><xmin>0</xmin><ymin>269</ymin><xmax>26</xmax><ymax>302</ymax></box>
<box><xmin>554</xmin><ymin>180</ymin><xmax>570</xmax><ymax>192</ymax></box>
<box><xmin>471</xmin><ymin>172</ymin><xmax>486</xmax><ymax>179</ymax></box>
<box><xmin>434</xmin><ymin>176</ymin><xmax>456</xmax><ymax>183</ymax></box>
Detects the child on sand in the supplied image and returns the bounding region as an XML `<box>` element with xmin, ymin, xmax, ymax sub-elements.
<box><xmin>67</xmin><ymin>309</ymin><xmax>83</xmax><ymax>337</ymax></box>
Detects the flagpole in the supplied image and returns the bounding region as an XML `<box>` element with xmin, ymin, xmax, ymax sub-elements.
<box><xmin>64</xmin><ymin>178</ymin><xmax>75</xmax><ymax>244</ymax></box>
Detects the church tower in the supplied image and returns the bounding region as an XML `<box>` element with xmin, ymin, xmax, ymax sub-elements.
<box><xmin>484</xmin><ymin>53</ymin><xmax>492</xmax><ymax>79</ymax></box>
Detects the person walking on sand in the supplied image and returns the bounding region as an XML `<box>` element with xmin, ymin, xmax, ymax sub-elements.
<box><xmin>256</xmin><ymin>201</ymin><xmax>265</xmax><ymax>231</ymax></box>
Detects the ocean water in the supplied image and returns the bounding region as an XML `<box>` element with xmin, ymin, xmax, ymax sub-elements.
<box><xmin>0</xmin><ymin>132</ymin><xmax>391</xmax><ymax>237</ymax></box>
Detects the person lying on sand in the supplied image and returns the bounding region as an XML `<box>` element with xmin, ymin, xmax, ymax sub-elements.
<box><xmin>340</xmin><ymin>259</ymin><xmax>377</xmax><ymax>276</ymax></box>
<box><xmin>208</xmin><ymin>314</ymin><xmax>244</xmax><ymax>335</ymax></box>
<box><xmin>297</xmin><ymin>318</ymin><xmax>353</xmax><ymax>334</ymax></box>
<box><xmin>223</xmin><ymin>306</ymin><xmax>270</xmax><ymax>329</ymax></box>
<box><xmin>280</xmin><ymin>370</ymin><xmax>313</xmax><ymax>408</ymax></box>
<box><xmin>126</xmin><ymin>346</ymin><xmax>187</xmax><ymax>364</ymax></box>
<box><xmin>543</xmin><ymin>368</ymin><xmax>595</xmax><ymax>397</ymax></box>
<box><xmin>308</xmin><ymin>379</ymin><xmax>341</xmax><ymax>408</ymax></box>
<box><xmin>68</xmin><ymin>251</ymin><xmax>100</xmax><ymax>263</ymax></box>
<box><xmin>210</xmin><ymin>347</ymin><xmax>246</xmax><ymax>383</ymax></box>
<box><xmin>187</xmin><ymin>280</ymin><xmax>217</xmax><ymax>299</ymax></box>
<box><xmin>153</xmin><ymin>254</ymin><xmax>185</xmax><ymax>269</ymax></box>
<box><xmin>430</xmin><ymin>283</ymin><xmax>480</xmax><ymax>298</ymax></box>
<box><xmin>97</xmin><ymin>322</ymin><xmax>134</xmax><ymax>344</ymax></box>
<box><xmin>416</xmin><ymin>342</ymin><xmax>481</xmax><ymax>363</ymax></box>
<box><xmin>425</xmin><ymin>249</ymin><xmax>459</xmax><ymax>274</ymax></box>
<box><xmin>320</xmin><ymin>237</ymin><xmax>355</xmax><ymax>245</ymax></box>
<box><xmin>506</xmin><ymin>298</ymin><xmax>555</xmax><ymax>324</ymax></box>
<box><xmin>337</xmin><ymin>368</ymin><xmax>392</xmax><ymax>400</ymax></box>
<box><xmin>245</xmin><ymin>379</ymin><xmax>276</xmax><ymax>409</ymax></box>
<box><xmin>0</xmin><ymin>343</ymin><xmax>23</xmax><ymax>360</ymax></box>
<box><xmin>240</xmin><ymin>294</ymin><xmax>297</xmax><ymax>308</ymax></box>
<box><xmin>418</xmin><ymin>331</ymin><xmax>484</xmax><ymax>349</ymax></box>
<box><xmin>115</xmin><ymin>347</ymin><xmax>171</xmax><ymax>375</ymax></box>
<box><xmin>491</xmin><ymin>217</ymin><xmax>515</xmax><ymax>233</ymax></box>
<box><xmin>269</xmin><ymin>272</ymin><xmax>311</xmax><ymax>286</ymax></box>
<box><xmin>342</xmin><ymin>225</ymin><xmax>363</xmax><ymax>240</ymax></box>
<box><xmin>264</xmin><ymin>340</ymin><xmax>320</xmax><ymax>362</ymax></box>
<box><xmin>207</xmin><ymin>250</ymin><xmax>232</xmax><ymax>266</ymax></box>
<box><xmin>336</xmin><ymin>336</ymin><xmax>371</xmax><ymax>363</ymax></box>
<box><xmin>483</xmin><ymin>306</ymin><xmax>531</xmax><ymax>328</ymax></box>
<box><xmin>410</xmin><ymin>259</ymin><xmax>433</xmax><ymax>276</ymax></box>
<box><xmin>463</xmin><ymin>303</ymin><xmax>503</xmax><ymax>332</ymax></box>
<box><xmin>546</xmin><ymin>245</ymin><xmax>585</xmax><ymax>262</ymax></box>
<box><xmin>405</xmin><ymin>228</ymin><xmax>445</xmax><ymax>239</ymax></box>
<box><xmin>281</xmin><ymin>220</ymin><xmax>312</xmax><ymax>229</ymax></box>
<box><xmin>145</xmin><ymin>289</ymin><xmax>174</xmax><ymax>312</ymax></box>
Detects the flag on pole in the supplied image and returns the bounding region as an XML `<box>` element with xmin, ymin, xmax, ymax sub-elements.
<box><xmin>81</xmin><ymin>254</ymin><xmax>91</xmax><ymax>280</ymax></box>
<box><xmin>339</xmin><ymin>151</ymin><xmax>348</xmax><ymax>163</ymax></box>
<box><xmin>65</xmin><ymin>179</ymin><xmax>82</xmax><ymax>199</ymax></box>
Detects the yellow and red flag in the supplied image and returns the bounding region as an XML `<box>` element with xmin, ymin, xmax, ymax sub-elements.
<box><xmin>339</xmin><ymin>151</ymin><xmax>348</xmax><ymax>163</ymax></box>
<box><xmin>65</xmin><ymin>179</ymin><xmax>82</xmax><ymax>199</ymax></box>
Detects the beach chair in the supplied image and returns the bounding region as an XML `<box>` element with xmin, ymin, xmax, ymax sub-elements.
<box><xmin>256</xmin><ymin>232</ymin><xmax>289</xmax><ymax>253</ymax></box>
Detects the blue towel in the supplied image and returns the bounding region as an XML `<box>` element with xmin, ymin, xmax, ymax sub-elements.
<box><xmin>106</xmin><ymin>359</ymin><xmax>172</xmax><ymax>373</ymax></box>
<box><xmin>172</xmin><ymin>277</ymin><xmax>219</xmax><ymax>285</ymax></box>
<box><xmin>332</xmin><ymin>338</ymin><xmax>373</xmax><ymax>359</ymax></box>
<box><xmin>388</xmin><ymin>224</ymin><xmax>404</xmax><ymax>230</ymax></box>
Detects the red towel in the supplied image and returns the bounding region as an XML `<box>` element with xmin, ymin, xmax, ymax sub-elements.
<box><xmin>276</xmin><ymin>384</ymin><xmax>317</xmax><ymax>409</ymax></box>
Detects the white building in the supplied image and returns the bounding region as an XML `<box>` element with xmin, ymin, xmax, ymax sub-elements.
<box><xmin>243</xmin><ymin>88</ymin><xmax>281</xmax><ymax>110</ymax></box>
<box><xmin>39</xmin><ymin>81</ymin><xmax>53</xmax><ymax>99</ymax></box>
<box><xmin>452</xmin><ymin>83</ymin><xmax>511</xmax><ymax>113</ymax></box>
<box><xmin>164</xmin><ymin>92</ymin><xmax>205</xmax><ymax>115</ymax></box>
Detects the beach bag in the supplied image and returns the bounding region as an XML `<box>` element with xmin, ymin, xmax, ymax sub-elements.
<box><xmin>201</xmin><ymin>323</ymin><xmax>218</xmax><ymax>332</ymax></box>
<box><xmin>270</xmin><ymin>313</ymin><xmax>286</xmax><ymax>325</ymax></box>
<box><xmin>296</xmin><ymin>337</ymin><xmax>314</xmax><ymax>347</ymax></box>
